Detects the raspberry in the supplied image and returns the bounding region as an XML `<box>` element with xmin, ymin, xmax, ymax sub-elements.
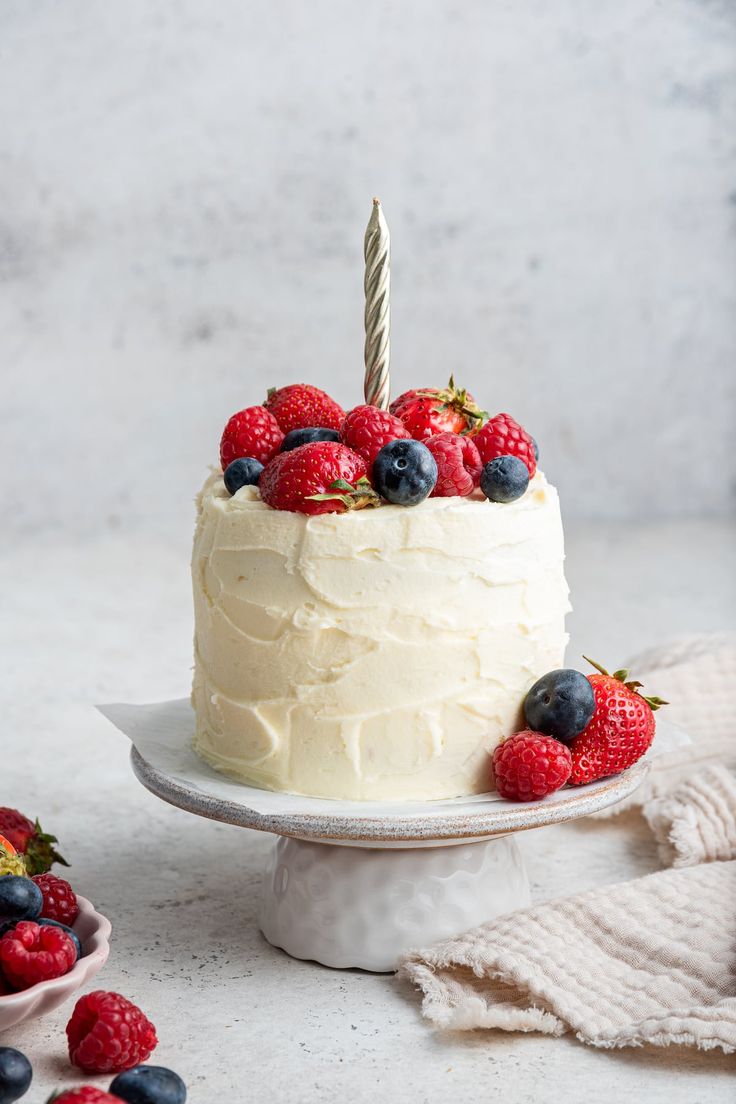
<box><xmin>33</xmin><ymin>873</ymin><xmax>79</xmax><ymax>926</ymax></box>
<box><xmin>264</xmin><ymin>383</ymin><xmax>345</xmax><ymax>434</ymax></box>
<box><xmin>219</xmin><ymin>406</ymin><xmax>284</xmax><ymax>470</ymax></box>
<box><xmin>474</xmin><ymin>413</ymin><xmax>537</xmax><ymax>478</ymax></box>
<box><xmin>50</xmin><ymin>1090</ymin><xmax>122</xmax><ymax>1103</ymax></box>
<box><xmin>340</xmin><ymin>405</ymin><xmax>410</xmax><ymax>473</ymax></box>
<box><xmin>67</xmin><ymin>991</ymin><xmax>158</xmax><ymax>1074</ymax></box>
<box><xmin>260</xmin><ymin>441</ymin><xmax>375</xmax><ymax>516</ymax></box>
<box><xmin>492</xmin><ymin>731</ymin><xmax>572</xmax><ymax>801</ymax></box>
<box><xmin>424</xmin><ymin>432</ymin><xmax>482</xmax><ymax>496</ymax></box>
<box><xmin>0</xmin><ymin>920</ymin><xmax>76</xmax><ymax>990</ymax></box>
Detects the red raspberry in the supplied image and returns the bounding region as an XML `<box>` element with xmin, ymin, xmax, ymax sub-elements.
<box><xmin>340</xmin><ymin>405</ymin><xmax>410</xmax><ymax>473</ymax></box>
<box><xmin>424</xmin><ymin>432</ymin><xmax>482</xmax><ymax>497</ymax></box>
<box><xmin>264</xmin><ymin>384</ymin><xmax>345</xmax><ymax>434</ymax></box>
<box><xmin>492</xmin><ymin>731</ymin><xmax>572</xmax><ymax>801</ymax></box>
<box><xmin>33</xmin><ymin>872</ymin><xmax>80</xmax><ymax>925</ymax></box>
<box><xmin>260</xmin><ymin>441</ymin><xmax>375</xmax><ymax>516</ymax></box>
<box><xmin>0</xmin><ymin>920</ymin><xmax>76</xmax><ymax>990</ymax></box>
<box><xmin>50</xmin><ymin>1090</ymin><xmax>122</xmax><ymax>1103</ymax></box>
<box><xmin>219</xmin><ymin>406</ymin><xmax>283</xmax><ymax>470</ymax></box>
<box><xmin>67</xmin><ymin>991</ymin><xmax>158</xmax><ymax>1074</ymax></box>
<box><xmin>474</xmin><ymin>413</ymin><xmax>537</xmax><ymax>478</ymax></box>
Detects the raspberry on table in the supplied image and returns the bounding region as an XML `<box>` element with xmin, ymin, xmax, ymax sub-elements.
<box><xmin>49</xmin><ymin>1090</ymin><xmax>123</xmax><ymax>1103</ymax></box>
<box><xmin>340</xmin><ymin>405</ymin><xmax>410</xmax><ymax>473</ymax></box>
<box><xmin>0</xmin><ymin>920</ymin><xmax>76</xmax><ymax>990</ymax></box>
<box><xmin>67</xmin><ymin>991</ymin><xmax>158</xmax><ymax>1074</ymax></box>
<box><xmin>492</xmin><ymin>730</ymin><xmax>572</xmax><ymax>801</ymax></box>
<box><xmin>474</xmin><ymin>413</ymin><xmax>537</xmax><ymax>478</ymax></box>
<box><xmin>33</xmin><ymin>873</ymin><xmax>80</xmax><ymax>926</ymax></box>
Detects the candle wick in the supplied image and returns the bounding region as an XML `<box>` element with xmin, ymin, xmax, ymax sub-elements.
<box><xmin>373</xmin><ymin>197</ymin><xmax>381</xmax><ymax>206</ymax></box>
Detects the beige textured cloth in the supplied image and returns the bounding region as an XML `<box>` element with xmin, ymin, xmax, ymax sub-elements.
<box><xmin>400</xmin><ymin>634</ymin><xmax>736</xmax><ymax>1052</ymax></box>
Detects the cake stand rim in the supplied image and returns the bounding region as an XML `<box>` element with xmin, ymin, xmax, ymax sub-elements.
<box><xmin>129</xmin><ymin>745</ymin><xmax>649</xmax><ymax>845</ymax></box>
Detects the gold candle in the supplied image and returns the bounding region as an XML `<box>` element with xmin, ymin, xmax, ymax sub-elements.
<box><xmin>363</xmin><ymin>198</ymin><xmax>391</xmax><ymax>409</ymax></box>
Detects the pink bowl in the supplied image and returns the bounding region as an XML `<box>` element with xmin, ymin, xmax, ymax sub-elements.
<box><xmin>0</xmin><ymin>896</ymin><xmax>112</xmax><ymax>1032</ymax></box>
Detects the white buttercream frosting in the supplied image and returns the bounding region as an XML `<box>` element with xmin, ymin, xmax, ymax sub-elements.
<box><xmin>191</xmin><ymin>469</ymin><xmax>570</xmax><ymax>800</ymax></box>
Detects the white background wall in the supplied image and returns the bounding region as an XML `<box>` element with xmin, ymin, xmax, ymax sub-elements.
<box><xmin>1</xmin><ymin>0</ymin><xmax>735</xmax><ymax>542</ymax></box>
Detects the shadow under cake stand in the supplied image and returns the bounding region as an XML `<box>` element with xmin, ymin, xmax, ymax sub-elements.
<box><xmin>113</xmin><ymin>700</ymin><xmax>648</xmax><ymax>972</ymax></box>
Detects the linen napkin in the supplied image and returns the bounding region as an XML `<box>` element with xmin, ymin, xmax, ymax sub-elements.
<box><xmin>399</xmin><ymin>633</ymin><xmax>736</xmax><ymax>1052</ymax></box>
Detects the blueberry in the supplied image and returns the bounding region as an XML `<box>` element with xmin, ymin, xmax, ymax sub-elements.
<box><xmin>480</xmin><ymin>455</ymin><xmax>529</xmax><ymax>503</ymax></box>
<box><xmin>110</xmin><ymin>1065</ymin><xmax>187</xmax><ymax>1104</ymax></box>
<box><xmin>524</xmin><ymin>669</ymin><xmax>596</xmax><ymax>744</ymax></box>
<box><xmin>37</xmin><ymin>918</ymin><xmax>82</xmax><ymax>960</ymax></box>
<box><xmin>223</xmin><ymin>457</ymin><xmax>264</xmax><ymax>495</ymax></box>
<box><xmin>0</xmin><ymin>1047</ymin><xmax>32</xmax><ymax>1104</ymax></box>
<box><xmin>531</xmin><ymin>436</ymin><xmax>539</xmax><ymax>462</ymax></box>
<box><xmin>372</xmin><ymin>439</ymin><xmax>438</xmax><ymax>506</ymax></box>
<box><xmin>0</xmin><ymin>877</ymin><xmax>42</xmax><ymax>923</ymax></box>
<box><xmin>280</xmin><ymin>427</ymin><xmax>340</xmax><ymax>451</ymax></box>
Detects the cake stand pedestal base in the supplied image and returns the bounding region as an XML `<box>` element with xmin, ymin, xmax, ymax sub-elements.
<box><xmin>259</xmin><ymin>834</ymin><xmax>529</xmax><ymax>972</ymax></box>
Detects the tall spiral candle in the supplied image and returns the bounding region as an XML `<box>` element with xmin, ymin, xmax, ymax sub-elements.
<box><xmin>363</xmin><ymin>198</ymin><xmax>391</xmax><ymax>410</ymax></box>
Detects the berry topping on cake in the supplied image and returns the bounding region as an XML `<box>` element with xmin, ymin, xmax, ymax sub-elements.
<box><xmin>394</xmin><ymin>377</ymin><xmax>487</xmax><ymax>440</ymax></box>
<box><xmin>280</xmin><ymin>427</ymin><xmax>341</xmax><ymax>451</ymax></box>
<box><xmin>67</xmin><ymin>991</ymin><xmax>158</xmax><ymax>1074</ymax></box>
<box><xmin>260</xmin><ymin>442</ymin><xmax>376</xmax><ymax>515</ymax></box>
<box><xmin>264</xmin><ymin>384</ymin><xmax>345</xmax><ymax>434</ymax></box>
<box><xmin>0</xmin><ymin>809</ymin><xmax>67</xmax><ymax>875</ymax></box>
<box><xmin>524</xmin><ymin>669</ymin><xmax>596</xmax><ymax>744</ymax></box>
<box><xmin>0</xmin><ymin>876</ymin><xmax>42</xmax><ymax>922</ymax></box>
<box><xmin>474</xmin><ymin>413</ymin><xmax>537</xmax><ymax>477</ymax></box>
<box><xmin>219</xmin><ymin>407</ymin><xmax>283</xmax><ymax>470</ymax></box>
<box><xmin>480</xmin><ymin>456</ymin><xmax>530</xmax><ymax>503</ymax></box>
<box><xmin>569</xmin><ymin>660</ymin><xmax>667</xmax><ymax>785</ymax></box>
<box><xmin>32</xmin><ymin>873</ymin><xmax>79</xmax><ymax>926</ymax></box>
<box><xmin>223</xmin><ymin>457</ymin><xmax>264</xmax><ymax>495</ymax></box>
<box><xmin>48</xmin><ymin>1089</ymin><xmax>122</xmax><ymax>1103</ymax></box>
<box><xmin>340</xmin><ymin>405</ymin><xmax>410</xmax><ymax>473</ymax></box>
<box><xmin>110</xmin><ymin>1065</ymin><xmax>187</xmax><ymax>1104</ymax></box>
<box><xmin>424</xmin><ymin>432</ymin><xmax>482</xmax><ymax>497</ymax></box>
<box><xmin>372</xmin><ymin>439</ymin><xmax>438</xmax><ymax>506</ymax></box>
<box><xmin>492</xmin><ymin>731</ymin><xmax>572</xmax><ymax>801</ymax></box>
<box><xmin>0</xmin><ymin>1046</ymin><xmax>32</xmax><ymax>1104</ymax></box>
<box><xmin>0</xmin><ymin>920</ymin><xmax>76</xmax><ymax>990</ymax></box>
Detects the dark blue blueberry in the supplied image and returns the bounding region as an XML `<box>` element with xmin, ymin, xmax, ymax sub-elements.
<box><xmin>524</xmin><ymin>669</ymin><xmax>596</xmax><ymax>744</ymax></box>
<box><xmin>0</xmin><ymin>877</ymin><xmax>42</xmax><ymax>923</ymax></box>
<box><xmin>37</xmin><ymin>918</ymin><xmax>82</xmax><ymax>960</ymax></box>
<box><xmin>110</xmin><ymin>1065</ymin><xmax>187</xmax><ymax>1104</ymax></box>
<box><xmin>372</xmin><ymin>439</ymin><xmax>438</xmax><ymax>506</ymax></box>
<box><xmin>480</xmin><ymin>455</ymin><xmax>529</xmax><ymax>503</ymax></box>
<box><xmin>0</xmin><ymin>1047</ymin><xmax>32</xmax><ymax>1104</ymax></box>
<box><xmin>280</xmin><ymin>427</ymin><xmax>341</xmax><ymax>451</ymax></box>
<box><xmin>531</xmin><ymin>436</ymin><xmax>539</xmax><ymax>462</ymax></box>
<box><xmin>223</xmin><ymin>457</ymin><xmax>264</xmax><ymax>495</ymax></box>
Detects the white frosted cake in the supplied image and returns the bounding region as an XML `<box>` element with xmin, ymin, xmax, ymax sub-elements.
<box><xmin>191</xmin><ymin>466</ymin><xmax>569</xmax><ymax>800</ymax></box>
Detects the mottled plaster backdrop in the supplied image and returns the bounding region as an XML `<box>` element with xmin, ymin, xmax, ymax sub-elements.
<box><xmin>1</xmin><ymin>0</ymin><xmax>735</xmax><ymax>541</ymax></box>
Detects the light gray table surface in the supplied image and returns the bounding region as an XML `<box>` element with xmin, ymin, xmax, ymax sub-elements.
<box><xmin>2</xmin><ymin>518</ymin><xmax>734</xmax><ymax>1102</ymax></box>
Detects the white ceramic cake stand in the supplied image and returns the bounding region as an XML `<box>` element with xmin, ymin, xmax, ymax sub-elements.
<box><xmin>102</xmin><ymin>700</ymin><xmax>651</xmax><ymax>972</ymax></box>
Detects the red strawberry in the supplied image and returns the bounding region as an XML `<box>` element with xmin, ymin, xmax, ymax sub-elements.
<box><xmin>0</xmin><ymin>809</ymin><xmax>67</xmax><ymax>875</ymax></box>
<box><xmin>264</xmin><ymin>384</ymin><xmax>345</xmax><ymax>434</ymax></box>
<box><xmin>394</xmin><ymin>377</ymin><xmax>486</xmax><ymax>440</ymax></box>
<box><xmin>474</xmin><ymin>413</ymin><xmax>537</xmax><ymax>478</ymax></box>
<box><xmin>492</xmin><ymin>731</ymin><xmax>572</xmax><ymax>801</ymax></box>
<box><xmin>389</xmin><ymin>387</ymin><xmax>437</xmax><ymax>416</ymax></box>
<box><xmin>569</xmin><ymin>659</ymin><xmax>667</xmax><ymax>785</ymax></box>
<box><xmin>424</xmin><ymin>432</ymin><xmax>482</xmax><ymax>497</ymax></box>
<box><xmin>220</xmin><ymin>406</ymin><xmax>283</xmax><ymax>470</ymax></box>
<box><xmin>340</xmin><ymin>405</ymin><xmax>410</xmax><ymax>474</ymax></box>
<box><xmin>260</xmin><ymin>441</ymin><xmax>377</xmax><ymax>516</ymax></box>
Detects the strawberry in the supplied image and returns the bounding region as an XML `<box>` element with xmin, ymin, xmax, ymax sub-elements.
<box><xmin>264</xmin><ymin>384</ymin><xmax>345</xmax><ymax>434</ymax></box>
<box><xmin>394</xmin><ymin>377</ymin><xmax>486</xmax><ymax>440</ymax></box>
<box><xmin>0</xmin><ymin>809</ymin><xmax>67</xmax><ymax>875</ymax></box>
<box><xmin>474</xmin><ymin>413</ymin><xmax>537</xmax><ymax>478</ymax></box>
<box><xmin>340</xmin><ymin>405</ymin><xmax>410</xmax><ymax>474</ymax></box>
<box><xmin>259</xmin><ymin>441</ymin><xmax>378</xmax><ymax>515</ymax></box>
<box><xmin>219</xmin><ymin>406</ymin><xmax>284</xmax><ymax>470</ymax></box>
<box><xmin>389</xmin><ymin>384</ymin><xmax>478</xmax><ymax>417</ymax></box>
<box><xmin>424</xmin><ymin>432</ymin><xmax>482</xmax><ymax>497</ymax></box>
<box><xmin>569</xmin><ymin>659</ymin><xmax>667</xmax><ymax>785</ymax></box>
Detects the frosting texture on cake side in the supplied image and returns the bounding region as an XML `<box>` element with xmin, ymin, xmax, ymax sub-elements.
<box><xmin>191</xmin><ymin>470</ymin><xmax>570</xmax><ymax>800</ymax></box>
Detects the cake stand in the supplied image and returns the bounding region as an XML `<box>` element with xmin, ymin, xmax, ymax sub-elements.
<box><xmin>100</xmin><ymin>700</ymin><xmax>654</xmax><ymax>972</ymax></box>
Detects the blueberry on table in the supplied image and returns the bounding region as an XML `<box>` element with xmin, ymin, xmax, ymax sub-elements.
<box><xmin>0</xmin><ymin>877</ymin><xmax>42</xmax><ymax>922</ymax></box>
<box><xmin>480</xmin><ymin>455</ymin><xmax>529</xmax><ymax>503</ymax></box>
<box><xmin>37</xmin><ymin>918</ymin><xmax>82</xmax><ymax>960</ymax></box>
<box><xmin>223</xmin><ymin>457</ymin><xmax>264</xmax><ymax>495</ymax></box>
<box><xmin>0</xmin><ymin>1047</ymin><xmax>32</xmax><ymax>1104</ymax></box>
<box><xmin>524</xmin><ymin>669</ymin><xmax>596</xmax><ymax>743</ymax></box>
<box><xmin>372</xmin><ymin>439</ymin><xmax>438</xmax><ymax>506</ymax></box>
<box><xmin>110</xmin><ymin>1065</ymin><xmax>187</xmax><ymax>1104</ymax></box>
<box><xmin>281</xmin><ymin>427</ymin><xmax>341</xmax><ymax>451</ymax></box>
